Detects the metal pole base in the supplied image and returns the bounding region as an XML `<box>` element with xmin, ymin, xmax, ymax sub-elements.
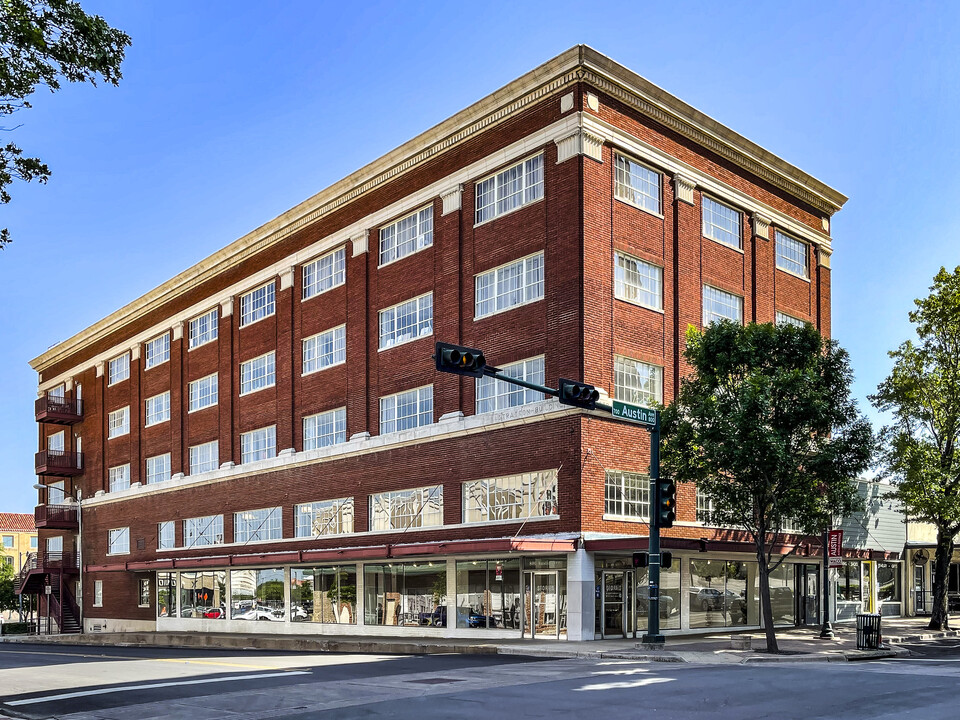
<box><xmin>639</xmin><ymin>634</ymin><xmax>666</xmax><ymax>648</ymax></box>
<box><xmin>818</xmin><ymin>622</ymin><xmax>834</xmax><ymax>639</ymax></box>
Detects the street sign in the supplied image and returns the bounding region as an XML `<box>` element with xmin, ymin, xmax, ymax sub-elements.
<box><xmin>611</xmin><ymin>400</ymin><xmax>657</xmax><ymax>427</ymax></box>
<box><xmin>828</xmin><ymin>529</ymin><xmax>843</xmax><ymax>568</ymax></box>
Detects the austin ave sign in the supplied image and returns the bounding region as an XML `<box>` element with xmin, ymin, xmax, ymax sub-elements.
<box><xmin>611</xmin><ymin>400</ymin><xmax>657</xmax><ymax>427</ymax></box>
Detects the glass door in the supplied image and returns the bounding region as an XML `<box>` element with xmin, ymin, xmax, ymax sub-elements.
<box><xmin>914</xmin><ymin>565</ymin><xmax>925</xmax><ymax>614</ymax></box>
<box><xmin>600</xmin><ymin>571</ymin><xmax>633</xmax><ymax>639</ymax></box>
<box><xmin>523</xmin><ymin>571</ymin><xmax>561</xmax><ymax>639</ymax></box>
<box><xmin>795</xmin><ymin>564</ymin><xmax>820</xmax><ymax>625</ymax></box>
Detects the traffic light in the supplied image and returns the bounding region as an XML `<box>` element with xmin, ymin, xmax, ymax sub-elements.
<box><xmin>632</xmin><ymin>552</ymin><xmax>649</xmax><ymax>568</ymax></box>
<box><xmin>656</xmin><ymin>477</ymin><xmax>677</xmax><ymax>528</ymax></box>
<box><xmin>557</xmin><ymin>378</ymin><xmax>600</xmax><ymax>409</ymax></box>
<box><xmin>661</xmin><ymin>551</ymin><xmax>673</xmax><ymax>569</ymax></box>
<box><xmin>435</xmin><ymin>342</ymin><xmax>487</xmax><ymax>378</ymax></box>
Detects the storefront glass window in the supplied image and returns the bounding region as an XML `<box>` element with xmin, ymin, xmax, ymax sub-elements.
<box><xmin>635</xmin><ymin>562</ymin><xmax>681</xmax><ymax>630</ymax></box>
<box><xmin>877</xmin><ymin>561</ymin><xmax>902</xmax><ymax>617</ymax></box>
<box><xmin>836</xmin><ymin>560</ymin><xmax>861</xmax><ymax>621</ymax></box>
<box><xmin>290</xmin><ymin>566</ymin><xmax>357</xmax><ymax>624</ymax></box>
<box><xmin>690</xmin><ymin>559</ymin><xmax>759</xmax><ymax>629</ymax></box>
<box><xmin>768</xmin><ymin>563</ymin><xmax>795</xmax><ymax>626</ymax></box>
<box><xmin>364</xmin><ymin>562</ymin><xmax>446</xmax><ymax>627</ymax></box>
<box><xmin>230</xmin><ymin>568</ymin><xmax>285</xmax><ymax>620</ymax></box>
<box><xmin>178</xmin><ymin>570</ymin><xmax>226</xmax><ymax>618</ymax></box>
<box><xmin>157</xmin><ymin>572</ymin><xmax>176</xmax><ymax>618</ymax></box>
<box><xmin>455</xmin><ymin>559</ymin><xmax>521</xmax><ymax>629</ymax></box>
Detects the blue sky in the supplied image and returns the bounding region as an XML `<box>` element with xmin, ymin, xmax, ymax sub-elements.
<box><xmin>1</xmin><ymin>1</ymin><xmax>958</xmax><ymax>511</ymax></box>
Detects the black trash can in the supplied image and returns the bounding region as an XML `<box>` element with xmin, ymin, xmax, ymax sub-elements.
<box><xmin>856</xmin><ymin>613</ymin><xmax>882</xmax><ymax>649</ymax></box>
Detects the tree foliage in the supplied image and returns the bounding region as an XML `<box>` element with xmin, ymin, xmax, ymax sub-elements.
<box><xmin>871</xmin><ymin>266</ymin><xmax>960</xmax><ymax>630</ymax></box>
<box><xmin>0</xmin><ymin>560</ymin><xmax>16</xmax><ymax>613</ymax></box>
<box><xmin>661</xmin><ymin>320</ymin><xmax>873</xmax><ymax>651</ymax></box>
<box><xmin>0</xmin><ymin>0</ymin><xmax>130</xmax><ymax>246</ymax></box>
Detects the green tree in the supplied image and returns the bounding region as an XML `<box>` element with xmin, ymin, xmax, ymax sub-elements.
<box><xmin>661</xmin><ymin>321</ymin><xmax>873</xmax><ymax>652</ymax></box>
<box><xmin>0</xmin><ymin>560</ymin><xmax>16</xmax><ymax>613</ymax></box>
<box><xmin>0</xmin><ymin>0</ymin><xmax>130</xmax><ymax>246</ymax></box>
<box><xmin>871</xmin><ymin>267</ymin><xmax>960</xmax><ymax>631</ymax></box>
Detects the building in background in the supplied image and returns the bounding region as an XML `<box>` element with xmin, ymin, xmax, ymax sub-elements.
<box><xmin>1</xmin><ymin>512</ymin><xmax>37</xmax><ymax>621</ymax></box>
<box><xmin>23</xmin><ymin>46</ymin><xmax>848</xmax><ymax>639</ymax></box>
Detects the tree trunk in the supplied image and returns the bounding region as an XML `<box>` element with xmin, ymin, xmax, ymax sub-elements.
<box><xmin>929</xmin><ymin>529</ymin><xmax>954</xmax><ymax>631</ymax></box>
<box><xmin>756</xmin><ymin>547</ymin><xmax>778</xmax><ymax>653</ymax></box>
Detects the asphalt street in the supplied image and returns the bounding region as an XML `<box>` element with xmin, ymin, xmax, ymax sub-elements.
<box><xmin>2</xmin><ymin>642</ymin><xmax>960</xmax><ymax>719</ymax></box>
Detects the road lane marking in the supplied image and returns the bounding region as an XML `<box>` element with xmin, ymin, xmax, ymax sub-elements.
<box><xmin>155</xmin><ymin>658</ymin><xmax>290</xmax><ymax>670</ymax></box>
<box><xmin>6</xmin><ymin>670</ymin><xmax>311</xmax><ymax>706</ymax></box>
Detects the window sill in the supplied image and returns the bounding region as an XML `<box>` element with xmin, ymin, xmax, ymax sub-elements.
<box><xmin>474</xmin><ymin>296</ymin><xmax>543</xmax><ymax>322</ymax></box>
<box><xmin>377</xmin><ymin>241</ymin><xmax>433</xmax><ymax>270</ymax></box>
<box><xmin>144</xmin><ymin>420</ymin><xmax>170</xmax><ymax>428</ymax></box>
<box><xmin>603</xmin><ymin>513</ymin><xmax>649</xmax><ymax>524</ymax></box>
<box><xmin>775</xmin><ymin>266</ymin><xmax>811</xmax><ymax>283</ymax></box>
<box><xmin>187</xmin><ymin>403</ymin><xmax>218</xmax><ymax>414</ymax></box>
<box><xmin>144</xmin><ymin>359</ymin><xmax>170</xmax><ymax>371</ymax></box>
<box><xmin>613</xmin><ymin>295</ymin><xmax>665</xmax><ymax>314</ymax></box>
<box><xmin>107</xmin><ymin>432</ymin><xmax>130</xmax><ymax>440</ymax></box>
<box><xmin>703</xmin><ymin>235</ymin><xmax>744</xmax><ymax>255</ymax></box>
<box><xmin>188</xmin><ymin>337</ymin><xmax>218</xmax><ymax>352</ymax></box>
<box><xmin>238</xmin><ymin>383</ymin><xmax>276</xmax><ymax>397</ymax></box>
<box><xmin>378</xmin><ymin>332</ymin><xmax>433</xmax><ymax>353</ymax></box>
<box><xmin>614</xmin><ymin>195</ymin><xmax>664</xmax><ymax>220</ymax></box>
<box><xmin>302</xmin><ymin>280</ymin><xmax>345</xmax><ymax>303</ymax></box>
<box><xmin>473</xmin><ymin>196</ymin><xmax>544</xmax><ymax>229</ymax></box>
<box><xmin>238</xmin><ymin>312</ymin><xmax>276</xmax><ymax>330</ymax></box>
<box><xmin>302</xmin><ymin>361</ymin><xmax>346</xmax><ymax>378</ymax></box>
<box><xmin>107</xmin><ymin>378</ymin><xmax>129</xmax><ymax>388</ymax></box>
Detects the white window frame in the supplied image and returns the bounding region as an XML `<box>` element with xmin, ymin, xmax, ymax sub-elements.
<box><xmin>303</xmin><ymin>407</ymin><xmax>347</xmax><ymax>451</ymax></box>
<box><xmin>475</xmin><ymin>356</ymin><xmax>544</xmax><ymax>414</ymax></box>
<box><xmin>775</xmin><ymin>230</ymin><xmax>810</xmax><ymax>279</ymax></box>
<box><xmin>463</xmin><ymin>470</ymin><xmax>558</xmax><ymax>524</ymax></box>
<box><xmin>188</xmin><ymin>373</ymin><xmax>219</xmax><ymax>411</ymax></box>
<box><xmin>233</xmin><ymin>506</ymin><xmax>283</xmax><ymax>543</ymax></box>
<box><xmin>614</xmin><ymin>153</ymin><xmax>662</xmax><ymax>215</ymax></box>
<box><xmin>108</xmin><ymin>353</ymin><xmax>130</xmax><ymax>385</ymax></box>
<box><xmin>144</xmin><ymin>391</ymin><xmax>171</xmax><ymax>427</ymax></box>
<box><xmin>93</xmin><ymin>580</ymin><xmax>103</xmax><ymax>607</ymax></box>
<box><xmin>475</xmin><ymin>153</ymin><xmax>544</xmax><ymax>225</ymax></box>
<box><xmin>697</xmin><ymin>488</ymin><xmax>718</xmax><ymax>525</ymax></box>
<box><xmin>239</xmin><ymin>281</ymin><xmax>276</xmax><ymax>328</ymax></box>
<box><xmin>139</xmin><ymin>578</ymin><xmax>151</xmax><ymax>607</ymax></box>
<box><xmin>702</xmin><ymin>195</ymin><xmax>743</xmax><ymax>250</ymax></box>
<box><xmin>776</xmin><ymin>311</ymin><xmax>806</xmax><ymax>328</ymax></box>
<box><xmin>474</xmin><ymin>251</ymin><xmax>544</xmax><ymax>319</ymax></box>
<box><xmin>188</xmin><ymin>308</ymin><xmax>219</xmax><ymax>349</ymax></box>
<box><xmin>108</xmin><ymin>463</ymin><xmax>130</xmax><ymax>493</ymax></box>
<box><xmin>614</xmin><ymin>251</ymin><xmax>663</xmax><ymax>311</ymax></box>
<box><xmin>379</xmin><ymin>386</ymin><xmax>433</xmax><ymax>435</ymax></box>
<box><xmin>302</xmin><ymin>246</ymin><xmax>346</xmax><ymax>300</ymax></box>
<box><xmin>144</xmin><ymin>333</ymin><xmax>170</xmax><ymax>370</ymax></box>
<box><xmin>614</xmin><ymin>355</ymin><xmax>663</xmax><ymax>407</ymax></box>
<box><xmin>369</xmin><ymin>485</ymin><xmax>443</xmax><ymax>531</ymax></box>
<box><xmin>702</xmin><ymin>285</ymin><xmax>743</xmax><ymax>326</ymax></box>
<box><xmin>239</xmin><ymin>351</ymin><xmax>276</xmax><ymax>395</ymax></box>
<box><xmin>240</xmin><ymin>425</ymin><xmax>276</xmax><ymax>464</ymax></box>
<box><xmin>146</xmin><ymin>453</ymin><xmax>171</xmax><ymax>485</ymax></box>
<box><xmin>189</xmin><ymin>440</ymin><xmax>219</xmax><ymax>475</ymax></box>
<box><xmin>107</xmin><ymin>407</ymin><xmax>129</xmax><ymax>439</ymax></box>
<box><xmin>379</xmin><ymin>205</ymin><xmax>434</xmax><ymax>266</ymax></box>
<box><xmin>183</xmin><ymin>514</ymin><xmax>224</xmax><ymax>548</ymax></box>
<box><xmin>158</xmin><ymin>521</ymin><xmax>175</xmax><ymax>550</ymax></box>
<box><xmin>48</xmin><ymin>430</ymin><xmax>65</xmax><ymax>453</ymax></box>
<box><xmin>295</xmin><ymin>497</ymin><xmax>354</xmax><ymax>538</ymax></box>
<box><xmin>302</xmin><ymin>325</ymin><xmax>346</xmax><ymax>375</ymax></box>
<box><xmin>604</xmin><ymin>470</ymin><xmax>650</xmax><ymax>520</ymax></box>
<box><xmin>378</xmin><ymin>293</ymin><xmax>433</xmax><ymax>350</ymax></box>
<box><xmin>108</xmin><ymin>527</ymin><xmax>130</xmax><ymax>555</ymax></box>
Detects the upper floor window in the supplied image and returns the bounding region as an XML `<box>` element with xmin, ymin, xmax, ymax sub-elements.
<box><xmin>775</xmin><ymin>231</ymin><xmax>809</xmax><ymax>278</ymax></box>
<box><xmin>189</xmin><ymin>308</ymin><xmax>218</xmax><ymax>349</ymax></box>
<box><xmin>108</xmin><ymin>353</ymin><xmax>130</xmax><ymax>385</ymax></box>
<box><xmin>476</xmin><ymin>356</ymin><xmax>544</xmax><ymax>414</ymax></box>
<box><xmin>614</xmin><ymin>153</ymin><xmax>661</xmax><ymax>214</ymax></box>
<box><xmin>605</xmin><ymin>470</ymin><xmax>649</xmax><ymax>519</ymax></box>
<box><xmin>239</xmin><ymin>282</ymin><xmax>275</xmax><ymax>327</ymax></box>
<box><xmin>295</xmin><ymin>497</ymin><xmax>354</xmax><ymax>538</ymax></box>
<box><xmin>158</xmin><ymin>521</ymin><xmax>175</xmax><ymax>550</ymax></box>
<box><xmin>614</xmin><ymin>356</ymin><xmax>663</xmax><ymax>406</ymax></box>
<box><xmin>48</xmin><ymin>384</ymin><xmax>64</xmax><ymax>400</ymax></box>
<box><xmin>379</xmin><ymin>293</ymin><xmax>433</xmax><ymax>350</ymax></box>
<box><xmin>303</xmin><ymin>246</ymin><xmax>346</xmax><ymax>300</ymax></box>
<box><xmin>241</xmin><ymin>425</ymin><xmax>276</xmax><ymax>463</ymax></box>
<box><xmin>776</xmin><ymin>311</ymin><xmax>806</xmax><ymax>328</ymax></box>
<box><xmin>697</xmin><ymin>488</ymin><xmax>717</xmax><ymax>525</ymax></box>
<box><xmin>47</xmin><ymin>480</ymin><xmax>65</xmax><ymax>505</ymax></box>
<box><xmin>463</xmin><ymin>470</ymin><xmax>558</xmax><ymax>523</ymax></box>
<box><xmin>240</xmin><ymin>352</ymin><xmax>275</xmax><ymax>395</ymax></box>
<box><xmin>108</xmin><ymin>463</ymin><xmax>130</xmax><ymax>492</ymax></box>
<box><xmin>303</xmin><ymin>407</ymin><xmax>347</xmax><ymax>451</ymax></box>
<box><xmin>189</xmin><ymin>440</ymin><xmax>219</xmax><ymax>475</ymax></box>
<box><xmin>146</xmin><ymin>453</ymin><xmax>171</xmax><ymax>484</ymax></box>
<box><xmin>183</xmin><ymin>514</ymin><xmax>223</xmax><ymax>547</ymax></box>
<box><xmin>189</xmin><ymin>373</ymin><xmax>218</xmax><ymax>411</ymax></box>
<box><xmin>48</xmin><ymin>430</ymin><xmax>64</xmax><ymax>453</ymax></box>
<box><xmin>369</xmin><ymin>485</ymin><xmax>443</xmax><ymax>531</ymax></box>
<box><xmin>475</xmin><ymin>252</ymin><xmax>544</xmax><ymax>319</ymax></box>
<box><xmin>703</xmin><ymin>285</ymin><xmax>743</xmax><ymax>326</ymax></box>
<box><xmin>234</xmin><ymin>506</ymin><xmax>282</xmax><ymax>543</ymax></box>
<box><xmin>380</xmin><ymin>386</ymin><xmax>433</xmax><ymax>435</ymax></box>
<box><xmin>144</xmin><ymin>333</ymin><xmax>170</xmax><ymax>369</ymax></box>
<box><xmin>2</xmin><ymin>535</ymin><xmax>13</xmax><ymax>548</ymax></box>
<box><xmin>107</xmin><ymin>406</ymin><xmax>129</xmax><ymax>438</ymax></box>
<box><xmin>702</xmin><ymin>196</ymin><xmax>742</xmax><ymax>250</ymax></box>
<box><xmin>379</xmin><ymin>205</ymin><xmax>433</xmax><ymax>266</ymax></box>
<box><xmin>107</xmin><ymin>527</ymin><xmax>130</xmax><ymax>555</ymax></box>
<box><xmin>145</xmin><ymin>391</ymin><xmax>171</xmax><ymax>427</ymax></box>
<box><xmin>29</xmin><ymin>536</ymin><xmax>38</xmax><ymax>550</ymax></box>
<box><xmin>614</xmin><ymin>251</ymin><xmax>662</xmax><ymax>311</ymax></box>
<box><xmin>475</xmin><ymin>153</ymin><xmax>544</xmax><ymax>225</ymax></box>
<box><xmin>303</xmin><ymin>325</ymin><xmax>346</xmax><ymax>374</ymax></box>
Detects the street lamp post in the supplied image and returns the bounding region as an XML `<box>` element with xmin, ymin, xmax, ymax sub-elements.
<box><xmin>820</xmin><ymin>520</ymin><xmax>834</xmax><ymax>639</ymax></box>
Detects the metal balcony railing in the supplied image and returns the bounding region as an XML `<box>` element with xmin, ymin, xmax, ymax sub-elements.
<box><xmin>34</xmin><ymin>503</ymin><xmax>79</xmax><ymax>529</ymax></box>
<box><xmin>35</xmin><ymin>450</ymin><xmax>84</xmax><ymax>476</ymax></box>
<box><xmin>35</xmin><ymin>395</ymin><xmax>83</xmax><ymax>424</ymax></box>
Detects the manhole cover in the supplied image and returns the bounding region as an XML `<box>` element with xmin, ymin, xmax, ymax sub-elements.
<box><xmin>407</xmin><ymin>677</ymin><xmax>465</xmax><ymax>685</ymax></box>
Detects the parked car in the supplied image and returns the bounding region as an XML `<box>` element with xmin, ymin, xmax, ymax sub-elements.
<box><xmin>235</xmin><ymin>608</ymin><xmax>282</xmax><ymax>621</ymax></box>
<box><xmin>203</xmin><ymin>607</ymin><xmax>226</xmax><ymax>619</ymax></box>
<box><xmin>636</xmin><ymin>587</ymin><xmax>678</xmax><ymax>618</ymax></box>
<box><xmin>429</xmin><ymin>606</ymin><xmax>472</xmax><ymax>628</ymax></box>
<box><xmin>690</xmin><ymin>588</ymin><xmax>724</xmax><ymax>611</ymax></box>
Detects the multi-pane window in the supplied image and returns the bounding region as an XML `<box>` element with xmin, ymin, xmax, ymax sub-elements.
<box><xmin>188</xmin><ymin>373</ymin><xmax>218</xmax><ymax>411</ymax></box>
<box><xmin>240</xmin><ymin>352</ymin><xmax>276</xmax><ymax>394</ymax></box>
<box><xmin>614</xmin><ymin>153</ymin><xmax>661</xmax><ymax>214</ymax></box>
<box><xmin>303</xmin><ymin>326</ymin><xmax>346</xmax><ymax>374</ymax></box>
<box><xmin>604</xmin><ymin>470</ymin><xmax>650</xmax><ymax>519</ymax></box>
<box><xmin>94</xmin><ymin>580</ymin><xmax>103</xmax><ymax>607</ymax></box>
<box><xmin>475</xmin><ymin>252</ymin><xmax>544</xmax><ymax>319</ymax></box>
<box><xmin>463</xmin><ymin>470</ymin><xmax>558</xmax><ymax>523</ymax></box>
<box><xmin>295</xmin><ymin>497</ymin><xmax>355</xmax><ymax>538</ymax></box>
<box><xmin>108</xmin><ymin>407</ymin><xmax>129</xmax><ymax>438</ymax></box>
<box><xmin>303</xmin><ymin>408</ymin><xmax>347</xmax><ymax>450</ymax></box>
<box><xmin>476</xmin><ymin>356</ymin><xmax>544</xmax><ymax>414</ymax></box>
<box><xmin>614</xmin><ymin>356</ymin><xmax>663</xmax><ymax>406</ymax></box>
<box><xmin>475</xmin><ymin>153</ymin><xmax>544</xmax><ymax>224</ymax></box>
<box><xmin>380</xmin><ymin>386</ymin><xmax>433</xmax><ymax>435</ymax></box>
<box><xmin>379</xmin><ymin>205</ymin><xmax>433</xmax><ymax>265</ymax></box>
<box><xmin>775</xmin><ymin>231</ymin><xmax>809</xmax><ymax>278</ymax></box>
<box><xmin>47</xmin><ymin>481</ymin><xmax>65</xmax><ymax>505</ymax></box>
<box><xmin>48</xmin><ymin>430</ymin><xmax>64</xmax><ymax>452</ymax></box>
<box><xmin>702</xmin><ymin>196</ymin><xmax>742</xmax><ymax>249</ymax></box>
<box><xmin>370</xmin><ymin>485</ymin><xmax>443</xmax><ymax>531</ymax></box>
<box><xmin>614</xmin><ymin>251</ymin><xmax>663</xmax><ymax>311</ymax></box>
<box><xmin>702</xmin><ymin>286</ymin><xmax>743</xmax><ymax>326</ymax></box>
<box><xmin>158</xmin><ymin>521</ymin><xmax>175</xmax><ymax>550</ymax></box>
<box><xmin>240</xmin><ymin>426</ymin><xmax>276</xmax><ymax>463</ymax></box>
<box><xmin>378</xmin><ymin>293</ymin><xmax>433</xmax><ymax>349</ymax></box>
<box><xmin>239</xmin><ymin>282</ymin><xmax>276</xmax><ymax>327</ymax></box>
<box><xmin>146</xmin><ymin>453</ymin><xmax>171</xmax><ymax>484</ymax></box>
<box><xmin>183</xmin><ymin>514</ymin><xmax>224</xmax><ymax>547</ymax></box>
<box><xmin>139</xmin><ymin>578</ymin><xmax>150</xmax><ymax>607</ymax></box>
<box><xmin>697</xmin><ymin>489</ymin><xmax>717</xmax><ymax>524</ymax></box>
<box><xmin>145</xmin><ymin>391</ymin><xmax>171</xmax><ymax>426</ymax></box>
<box><xmin>234</xmin><ymin>506</ymin><xmax>282</xmax><ymax>543</ymax></box>
<box><xmin>302</xmin><ymin>246</ymin><xmax>346</xmax><ymax>300</ymax></box>
<box><xmin>189</xmin><ymin>440</ymin><xmax>219</xmax><ymax>474</ymax></box>
<box><xmin>108</xmin><ymin>353</ymin><xmax>130</xmax><ymax>385</ymax></box>
<box><xmin>107</xmin><ymin>527</ymin><xmax>130</xmax><ymax>555</ymax></box>
<box><xmin>776</xmin><ymin>311</ymin><xmax>806</xmax><ymax>328</ymax></box>
<box><xmin>108</xmin><ymin>464</ymin><xmax>130</xmax><ymax>492</ymax></box>
<box><xmin>144</xmin><ymin>333</ymin><xmax>170</xmax><ymax>369</ymax></box>
<box><xmin>189</xmin><ymin>308</ymin><xmax>218</xmax><ymax>349</ymax></box>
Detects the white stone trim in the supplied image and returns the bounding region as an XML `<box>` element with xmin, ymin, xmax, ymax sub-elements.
<box><xmin>818</xmin><ymin>247</ymin><xmax>832</xmax><ymax>269</ymax></box>
<box><xmin>351</xmin><ymin>231</ymin><xmax>368</xmax><ymax>257</ymax></box>
<box><xmin>555</xmin><ymin>128</ymin><xmax>604</xmax><ymax>164</ymax></box>
<box><xmin>585</xmin><ymin>92</ymin><xmax>599</xmax><ymax>112</ymax></box>
<box><xmin>440</xmin><ymin>185</ymin><xmax>462</xmax><ymax>216</ymax></box>
<box><xmin>130</xmin><ymin>345</ymin><xmax>140</xmax><ymax>361</ymax></box>
<box><xmin>752</xmin><ymin>213</ymin><xmax>771</xmax><ymax>240</ymax></box>
<box><xmin>560</xmin><ymin>92</ymin><xmax>574</xmax><ymax>114</ymax></box>
<box><xmin>673</xmin><ymin>174</ymin><xmax>696</xmax><ymax>205</ymax></box>
<box><xmin>220</xmin><ymin>297</ymin><xmax>233</xmax><ymax>318</ymax></box>
<box><xmin>279</xmin><ymin>266</ymin><xmax>296</xmax><ymax>291</ymax></box>
<box><xmin>95</xmin><ymin>362</ymin><xmax>104</xmax><ymax>378</ymax></box>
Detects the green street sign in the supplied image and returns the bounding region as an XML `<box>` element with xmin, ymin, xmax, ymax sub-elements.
<box><xmin>611</xmin><ymin>400</ymin><xmax>657</xmax><ymax>427</ymax></box>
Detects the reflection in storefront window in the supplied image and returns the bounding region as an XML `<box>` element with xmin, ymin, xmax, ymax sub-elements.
<box><xmin>689</xmin><ymin>560</ymin><xmax>758</xmax><ymax>629</ymax></box>
<box><xmin>230</xmin><ymin>568</ymin><xmax>285</xmax><ymax>621</ymax></box>
<box><xmin>877</xmin><ymin>561</ymin><xmax>902</xmax><ymax>617</ymax></box>
<box><xmin>157</xmin><ymin>572</ymin><xmax>176</xmax><ymax>618</ymax></box>
<box><xmin>836</xmin><ymin>560</ymin><xmax>862</xmax><ymax>621</ymax></box>
<box><xmin>364</xmin><ymin>562</ymin><xmax>447</xmax><ymax>627</ymax></box>
<box><xmin>455</xmin><ymin>560</ymin><xmax>521</xmax><ymax>629</ymax></box>
<box><xmin>290</xmin><ymin>566</ymin><xmax>357</xmax><ymax>624</ymax></box>
<box><xmin>635</xmin><ymin>564</ymin><xmax>681</xmax><ymax>630</ymax></box>
<box><xmin>767</xmin><ymin>563</ymin><xmax>795</xmax><ymax>626</ymax></box>
<box><xmin>178</xmin><ymin>570</ymin><xmax>226</xmax><ymax>619</ymax></box>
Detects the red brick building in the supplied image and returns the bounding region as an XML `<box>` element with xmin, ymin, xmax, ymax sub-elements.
<box><xmin>24</xmin><ymin>47</ymin><xmax>845</xmax><ymax>640</ymax></box>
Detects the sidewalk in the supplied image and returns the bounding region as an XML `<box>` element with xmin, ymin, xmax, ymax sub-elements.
<box><xmin>2</xmin><ymin>616</ymin><xmax>951</xmax><ymax>664</ymax></box>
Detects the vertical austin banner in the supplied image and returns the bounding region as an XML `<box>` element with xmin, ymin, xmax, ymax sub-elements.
<box><xmin>827</xmin><ymin>529</ymin><xmax>843</xmax><ymax>567</ymax></box>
